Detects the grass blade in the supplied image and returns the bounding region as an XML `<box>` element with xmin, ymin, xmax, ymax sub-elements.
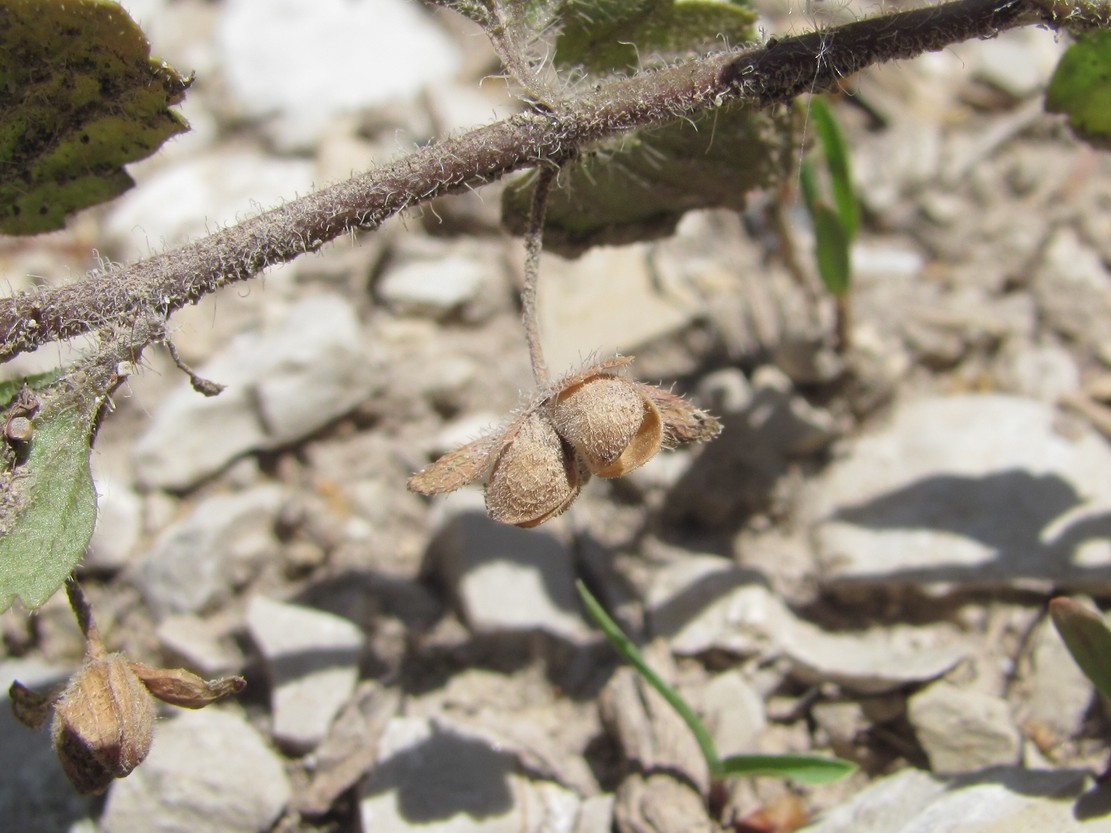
<box><xmin>1049</xmin><ymin>597</ymin><xmax>1111</xmax><ymax>702</ymax></box>
<box><xmin>719</xmin><ymin>753</ymin><xmax>857</xmax><ymax>785</ymax></box>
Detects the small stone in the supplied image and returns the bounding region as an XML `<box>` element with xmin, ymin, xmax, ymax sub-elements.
<box><xmin>430</xmin><ymin>491</ymin><xmax>590</xmax><ymax>641</ymax></box>
<box><xmin>246</xmin><ymin>596</ymin><xmax>365</xmax><ymax>753</ymax></box>
<box><xmin>133</xmin><ymin>485</ymin><xmax>284</xmax><ymax>618</ymax></box>
<box><xmin>994</xmin><ymin>339</ymin><xmax>1080</xmax><ymax>402</ymax></box>
<box><xmin>696</xmin><ymin>671</ymin><xmax>766</xmax><ymax>756</ymax></box>
<box><xmin>908</xmin><ymin>681</ymin><xmax>1021</xmax><ymax>773</ymax></box>
<box><xmin>378</xmin><ymin>255</ymin><xmax>489</xmax><ymax>319</ymax></box>
<box><xmin>100</xmin><ymin>708</ymin><xmax>290</xmax><ymax>833</ymax></box>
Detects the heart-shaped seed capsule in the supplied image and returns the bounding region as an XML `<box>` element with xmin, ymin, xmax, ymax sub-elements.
<box><xmin>551</xmin><ymin>375</ymin><xmax>663</xmax><ymax>478</ymax></box>
<box><xmin>485</xmin><ymin>412</ymin><xmax>583</xmax><ymax>527</ymax></box>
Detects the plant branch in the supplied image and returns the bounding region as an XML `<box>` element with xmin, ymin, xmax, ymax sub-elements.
<box><xmin>0</xmin><ymin>0</ymin><xmax>1092</xmax><ymax>364</ymax></box>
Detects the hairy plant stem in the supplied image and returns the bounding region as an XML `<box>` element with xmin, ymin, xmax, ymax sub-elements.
<box><xmin>0</xmin><ymin>0</ymin><xmax>1095</xmax><ymax>364</ymax></box>
<box><xmin>521</xmin><ymin>167</ymin><xmax>556</xmax><ymax>388</ymax></box>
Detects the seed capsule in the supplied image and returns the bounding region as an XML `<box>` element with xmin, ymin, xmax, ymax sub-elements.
<box><xmin>51</xmin><ymin>654</ymin><xmax>155</xmax><ymax>795</ymax></box>
<box><xmin>552</xmin><ymin>375</ymin><xmax>663</xmax><ymax>478</ymax></box>
<box><xmin>485</xmin><ymin>412</ymin><xmax>583</xmax><ymax>527</ymax></box>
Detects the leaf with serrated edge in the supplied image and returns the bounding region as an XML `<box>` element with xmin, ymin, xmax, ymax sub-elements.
<box><xmin>0</xmin><ymin>401</ymin><xmax>98</xmax><ymax>612</ymax></box>
<box><xmin>0</xmin><ymin>0</ymin><xmax>190</xmax><ymax>234</ymax></box>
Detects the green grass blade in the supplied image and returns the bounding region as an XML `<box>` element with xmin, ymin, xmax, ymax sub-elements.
<box><xmin>1049</xmin><ymin>597</ymin><xmax>1111</xmax><ymax>702</ymax></box>
<box><xmin>799</xmin><ymin>156</ymin><xmax>819</xmax><ymax>215</ymax></box>
<box><xmin>576</xmin><ymin>580</ymin><xmax>721</xmax><ymax>774</ymax></box>
<box><xmin>810</xmin><ymin>97</ymin><xmax>859</xmax><ymax>240</ymax></box>
<box><xmin>718</xmin><ymin>753</ymin><xmax>857</xmax><ymax>785</ymax></box>
<box><xmin>812</xmin><ymin>201</ymin><xmax>852</xmax><ymax>298</ymax></box>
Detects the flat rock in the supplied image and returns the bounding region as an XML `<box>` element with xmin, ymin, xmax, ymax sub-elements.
<box><xmin>157</xmin><ymin>614</ymin><xmax>245</xmax><ymax>678</ymax></box>
<box><xmin>246</xmin><ymin>596</ymin><xmax>365</xmax><ymax>752</ymax></box>
<box><xmin>359</xmin><ymin>716</ymin><xmax>581</xmax><ymax>833</ymax></box>
<box><xmin>648</xmin><ymin>554</ymin><xmax>969</xmax><ymax>693</ymax></box>
<box><xmin>377</xmin><ymin>254</ymin><xmax>489</xmax><ymax>319</ymax></box>
<box><xmin>134</xmin><ymin>294</ymin><xmax>380</xmax><ymax>490</ymax></box>
<box><xmin>217</xmin><ymin>0</ymin><xmax>460</xmax><ymax>147</ymax></box>
<box><xmin>908</xmin><ymin>681</ymin><xmax>1022</xmax><ymax>773</ymax></box>
<box><xmin>86</xmin><ymin>475</ymin><xmax>143</xmax><ymax>571</ymax></box>
<box><xmin>430</xmin><ymin>491</ymin><xmax>589</xmax><ymax>641</ymax></box>
<box><xmin>133</xmin><ymin>485</ymin><xmax>284</xmax><ymax>618</ymax></box>
<box><xmin>800</xmin><ymin>766</ymin><xmax>1111</xmax><ymax>833</ymax></box>
<box><xmin>807</xmin><ymin>395</ymin><xmax>1111</xmax><ymax>594</ymax></box>
<box><xmin>101</xmin><ymin>708</ymin><xmax>290</xmax><ymax>833</ymax></box>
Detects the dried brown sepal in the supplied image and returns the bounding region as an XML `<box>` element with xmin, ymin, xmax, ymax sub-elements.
<box><xmin>51</xmin><ymin>654</ymin><xmax>156</xmax><ymax>795</ymax></box>
<box><xmin>485</xmin><ymin>411</ymin><xmax>584</xmax><ymax>527</ymax></box>
<box><xmin>638</xmin><ymin>384</ymin><xmax>722</xmax><ymax>448</ymax></box>
<box><xmin>129</xmin><ymin>662</ymin><xmax>246</xmax><ymax>709</ymax></box>
<box><xmin>407</xmin><ymin>435</ymin><xmax>496</xmax><ymax>496</ymax></box>
<box><xmin>9</xmin><ymin>680</ymin><xmax>61</xmax><ymax>730</ymax></box>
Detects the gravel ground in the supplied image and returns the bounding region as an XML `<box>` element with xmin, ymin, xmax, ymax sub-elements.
<box><xmin>4</xmin><ymin>1</ymin><xmax>1111</xmax><ymax>832</ymax></box>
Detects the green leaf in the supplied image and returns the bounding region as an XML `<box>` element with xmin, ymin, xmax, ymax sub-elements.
<box><xmin>0</xmin><ymin>0</ymin><xmax>191</xmax><ymax>235</ymax></box>
<box><xmin>0</xmin><ymin>383</ymin><xmax>98</xmax><ymax>612</ymax></box>
<box><xmin>811</xmin><ymin>201</ymin><xmax>852</xmax><ymax>297</ymax></box>
<box><xmin>1046</xmin><ymin>30</ymin><xmax>1111</xmax><ymax>150</ymax></box>
<box><xmin>809</xmin><ymin>97</ymin><xmax>858</xmax><ymax>241</ymax></box>
<box><xmin>719</xmin><ymin>753</ymin><xmax>856</xmax><ymax>784</ymax></box>
<box><xmin>1049</xmin><ymin>597</ymin><xmax>1111</xmax><ymax>702</ymax></box>
<box><xmin>555</xmin><ymin>0</ymin><xmax>756</xmax><ymax>73</ymax></box>
<box><xmin>577</xmin><ymin>580</ymin><xmax>722</xmax><ymax>773</ymax></box>
<box><xmin>504</xmin><ymin>104</ymin><xmax>784</xmax><ymax>256</ymax></box>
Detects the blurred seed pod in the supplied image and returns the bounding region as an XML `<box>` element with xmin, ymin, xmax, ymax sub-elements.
<box><xmin>551</xmin><ymin>373</ymin><xmax>663</xmax><ymax>478</ymax></box>
<box><xmin>485</xmin><ymin>411</ymin><xmax>585</xmax><ymax>527</ymax></box>
<box><xmin>408</xmin><ymin>435</ymin><xmax>496</xmax><ymax>496</ymax></box>
<box><xmin>51</xmin><ymin>654</ymin><xmax>156</xmax><ymax>795</ymax></box>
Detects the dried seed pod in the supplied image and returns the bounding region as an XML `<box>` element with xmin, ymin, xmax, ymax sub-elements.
<box><xmin>129</xmin><ymin>662</ymin><xmax>247</xmax><ymax>709</ymax></box>
<box><xmin>552</xmin><ymin>374</ymin><xmax>663</xmax><ymax>478</ymax></box>
<box><xmin>408</xmin><ymin>435</ymin><xmax>496</xmax><ymax>496</ymax></box>
<box><xmin>638</xmin><ymin>384</ymin><xmax>722</xmax><ymax>448</ymax></box>
<box><xmin>485</xmin><ymin>411</ymin><xmax>584</xmax><ymax>527</ymax></box>
<box><xmin>51</xmin><ymin>654</ymin><xmax>156</xmax><ymax>795</ymax></box>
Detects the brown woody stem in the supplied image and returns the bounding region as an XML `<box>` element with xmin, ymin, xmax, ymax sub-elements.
<box><xmin>0</xmin><ymin>0</ymin><xmax>1094</xmax><ymax>364</ymax></box>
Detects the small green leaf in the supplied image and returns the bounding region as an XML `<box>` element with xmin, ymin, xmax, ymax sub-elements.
<box><xmin>809</xmin><ymin>97</ymin><xmax>858</xmax><ymax>241</ymax></box>
<box><xmin>1049</xmin><ymin>597</ymin><xmax>1111</xmax><ymax>702</ymax></box>
<box><xmin>719</xmin><ymin>753</ymin><xmax>856</xmax><ymax>784</ymax></box>
<box><xmin>1046</xmin><ymin>30</ymin><xmax>1111</xmax><ymax>149</ymax></box>
<box><xmin>0</xmin><ymin>387</ymin><xmax>98</xmax><ymax>612</ymax></box>
<box><xmin>811</xmin><ymin>201</ymin><xmax>852</xmax><ymax>297</ymax></box>
<box><xmin>504</xmin><ymin>104</ymin><xmax>784</xmax><ymax>256</ymax></box>
<box><xmin>0</xmin><ymin>0</ymin><xmax>191</xmax><ymax>235</ymax></box>
<box><xmin>799</xmin><ymin>156</ymin><xmax>820</xmax><ymax>215</ymax></box>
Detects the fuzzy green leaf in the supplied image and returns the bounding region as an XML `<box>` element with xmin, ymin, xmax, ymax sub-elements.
<box><xmin>719</xmin><ymin>753</ymin><xmax>856</xmax><ymax>784</ymax></box>
<box><xmin>555</xmin><ymin>0</ymin><xmax>756</xmax><ymax>73</ymax></box>
<box><xmin>1049</xmin><ymin>597</ymin><xmax>1111</xmax><ymax>702</ymax></box>
<box><xmin>0</xmin><ymin>383</ymin><xmax>98</xmax><ymax>612</ymax></box>
<box><xmin>504</xmin><ymin>104</ymin><xmax>785</xmax><ymax>256</ymax></box>
<box><xmin>811</xmin><ymin>201</ymin><xmax>852</xmax><ymax>297</ymax></box>
<box><xmin>0</xmin><ymin>0</ymin><xmax>191</xmax><ymax>235</ymax></box>
<box><xmin>1046</xmin><ymin>30</ymin><xmax>1111</xmax><ymax>150</ymax></box>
